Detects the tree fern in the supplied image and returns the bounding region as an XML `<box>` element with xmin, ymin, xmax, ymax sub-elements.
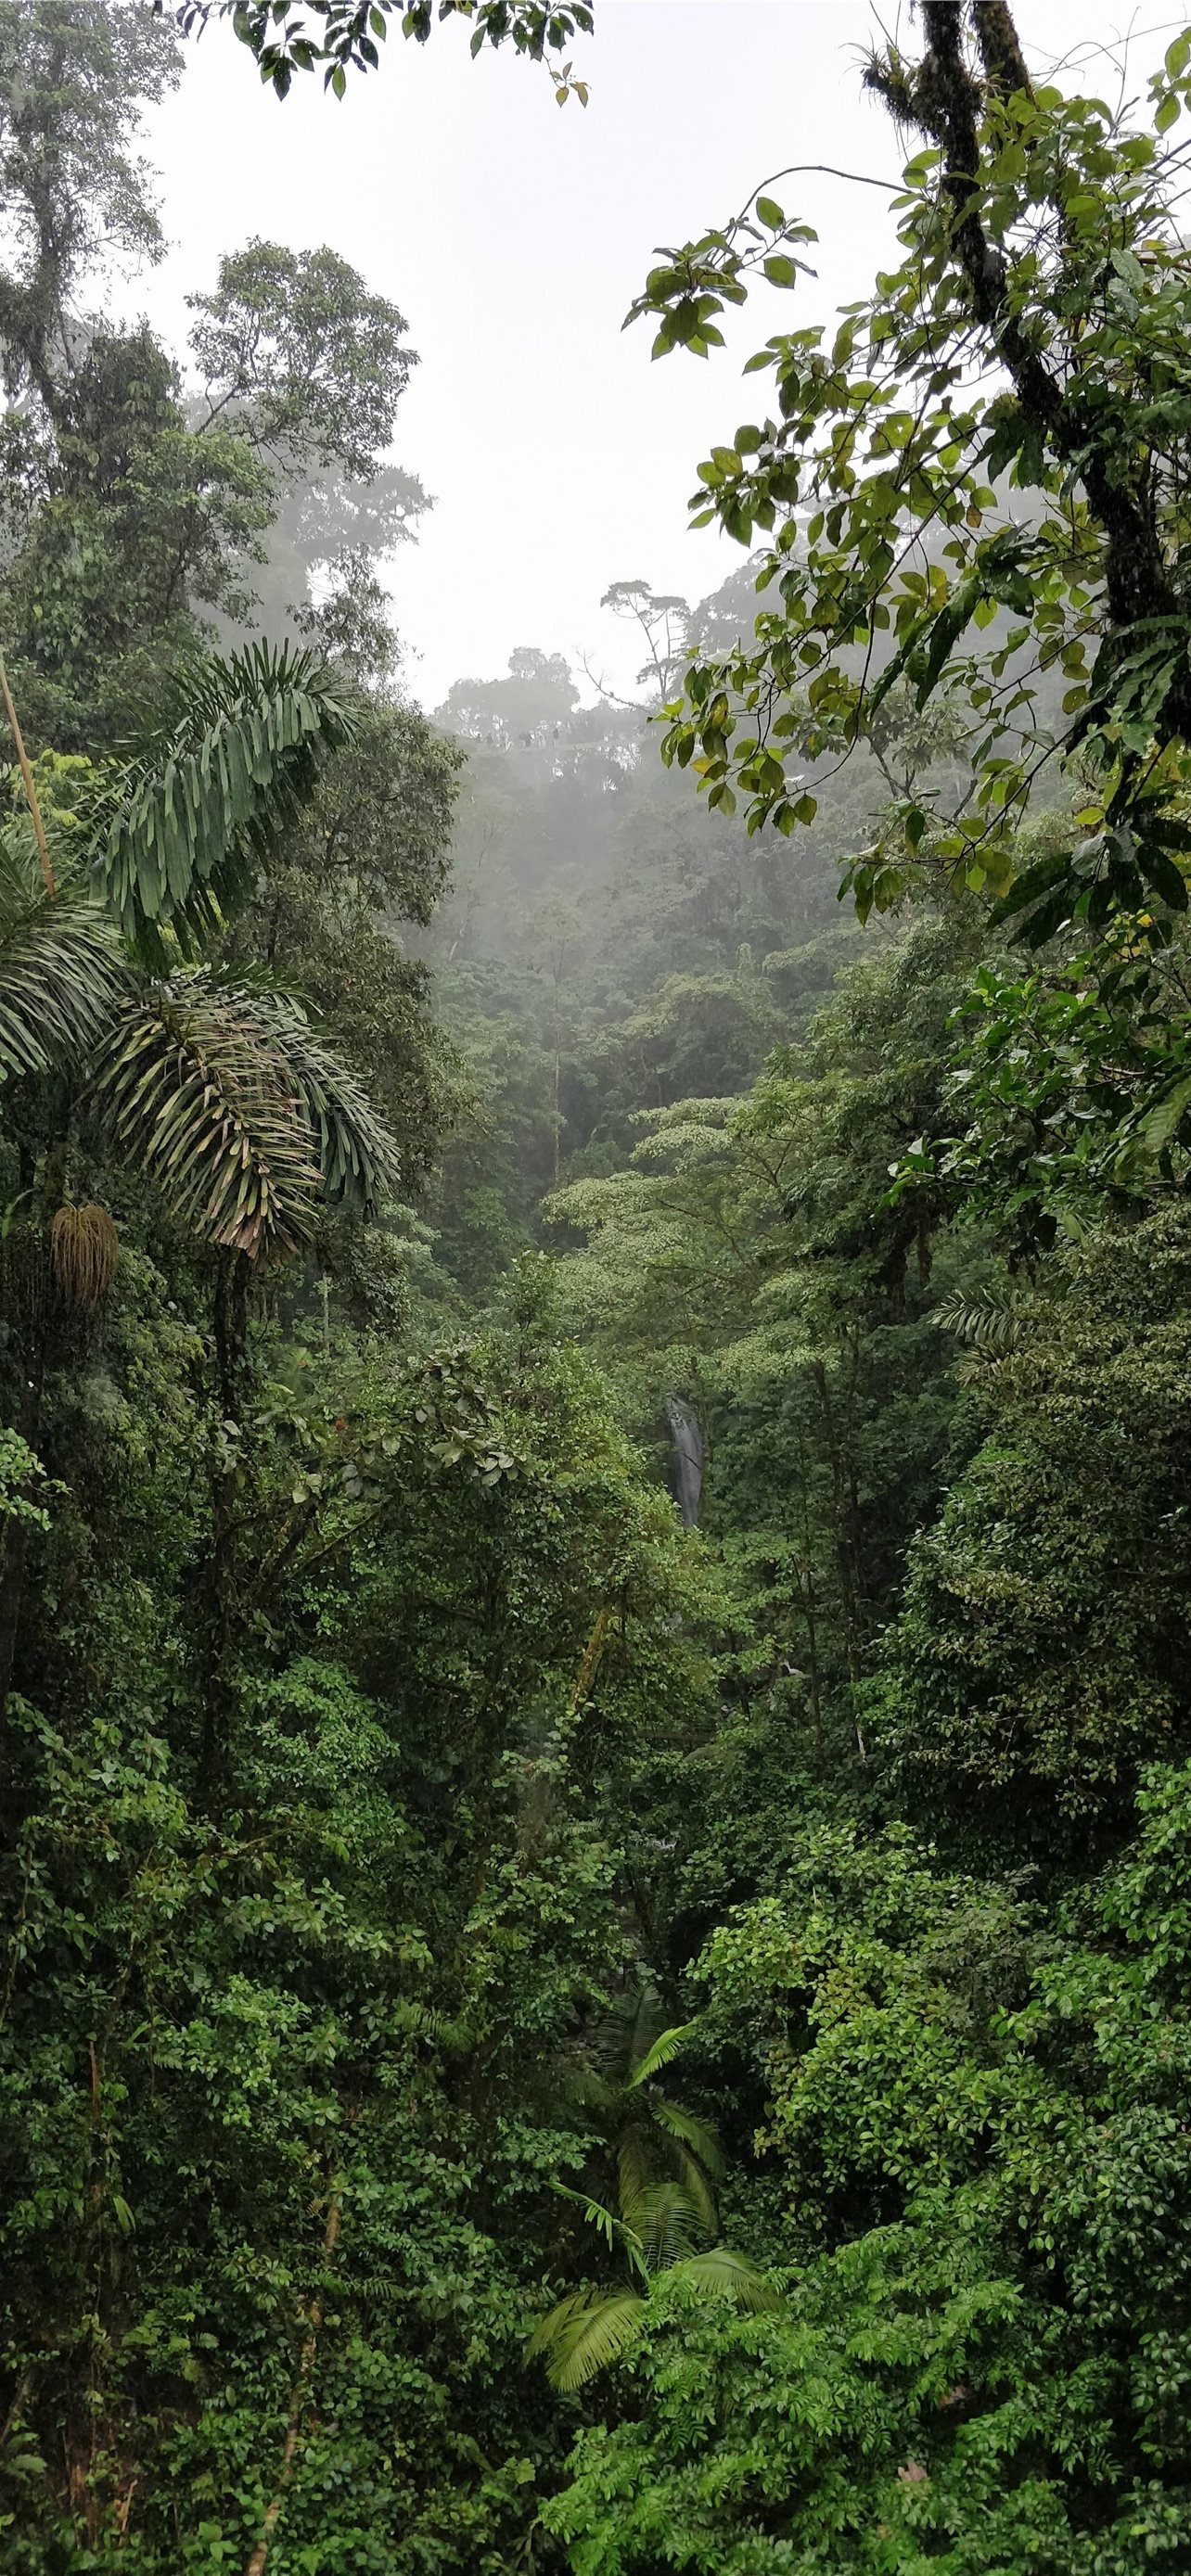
<box><xmin>648</xmin><ymin>2096</ymin><xmax>725</xmax><ymax>2181</ymax></box>
<box><xmin>529</xmin><ymin>2009</ymin><xmax>781</xmax><ymax>2391</ymax></box>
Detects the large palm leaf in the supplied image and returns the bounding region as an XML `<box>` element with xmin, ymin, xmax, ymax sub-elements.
<box><xmin>625</xmin><ymin>2018</ymin><xmax>700</xmax><ymax>2087</ymax></box>
<box><xmin>92</xmin><ymin>643</ymin><xmax>357</xmax><ymax>967</ymax></box>
<box><xmin>675</xmin><ymin>2247</ymin><xmax>781</xmax><ymax>2313</ymax></box>
<box><xmin>0</xmin><ymin>827</ymin><xmax>127</xmax><ymax>1083</ymax></box>
<box><xmin>88</xmin><ymin>976</ymin><xmax>400</xmax><ymax>1258</ymax></box>
<box><xmin>648</xmin><ymin>2095</ymin><xmax>725</xmax><ymax>2181</ymax></box>
<box><xmin>621</xmin><ymin>2175</ymin><xmax>710</xmax><ymax>2267</ymax></box>
<box><xmin>0</xmin><ymin>649</ymin><xmax>397</xmax><ymax>1259</ymax></box>
<box><xmin>524</xmin><ymin>2289</ymin><xmax>647</xmax><ymax>2394</ymax></box>
<box><xmin>526</xmin><ymin>2245</ymin><xmax>778</xmax><ymax>2391</ymax></box>
<box><xmin>90</xmin><ymin>980</ymin><xmax>320</xmax><ymax>1257</ymax></box>
<box><xmin>243</xmin><ymin>987</ymin><xmax>403</xmax><ymax>1211</ymax></box>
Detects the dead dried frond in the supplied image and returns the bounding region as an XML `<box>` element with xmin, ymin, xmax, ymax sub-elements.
<box><xmin>50</xmin><ymin>1204</ymin><xmax>120</xmax><ymax>1309</ymax></box>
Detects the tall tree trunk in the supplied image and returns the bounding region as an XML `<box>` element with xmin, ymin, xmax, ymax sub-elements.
<box><xmin>810</xmin><ymin>1356</ymin><xmax>866</xmax><ymax>1759</ymax></box>
<box><xmin>243</xmin><ymin>2187</ymin><xmax>341</xmax><ymax>2576</ymax></box>
<box><xmin>199</xmin><ymin>1249</ymin><xmax>251</xmax><ymax>1786</ymax></box>
<box><xmin>0</xmin><ymin>1341</ymin><xmax>46</xmax><ymax>1735</ymax></box>
<box><xmin>0</xmin><ymin>1137</ymin><xmax>70</xmax><ymax>1734</ymax></box>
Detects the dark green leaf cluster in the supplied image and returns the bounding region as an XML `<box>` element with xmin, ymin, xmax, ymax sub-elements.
<box><xmin>170</xmin><ymin>0</ymin><xmax>593</xmax><ymax>98</ymax></box>
<box><xmin>634</xmin><ymin>25</ymin><xmax>1191</xmax><ymax>934</ymax></box>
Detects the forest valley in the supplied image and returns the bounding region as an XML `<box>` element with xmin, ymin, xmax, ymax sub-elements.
<box><xmin>6</xmin><ymin>0</ymin><xmax>1191</xmax><ymax>2567</ymax></box>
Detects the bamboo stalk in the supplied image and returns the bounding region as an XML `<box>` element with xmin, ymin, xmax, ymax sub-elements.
<box><xmin>0</xmin><ymin>657</ymin><xmax>55</xmax><ymax>898</ymax></box>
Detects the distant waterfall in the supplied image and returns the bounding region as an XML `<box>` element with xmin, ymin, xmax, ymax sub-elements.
<box><xmin>665</xmin><ymin>1398</ymin><xmax>702</xmax><ymax>1529</ymax></box>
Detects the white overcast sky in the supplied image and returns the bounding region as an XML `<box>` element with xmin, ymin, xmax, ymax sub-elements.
<box><xmin>131</xmin><ymin>0</ymin><xmax>1185</xmax><ymax>707</ymax></box>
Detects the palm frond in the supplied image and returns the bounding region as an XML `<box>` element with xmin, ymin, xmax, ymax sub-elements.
<box><xmin>92</xmin><ymin>643</ymin><xmax>357</xmax><ymax>966</ymax></box>
<box><xmin>549</xmin><ymin>2181</ymin><xmax>647</xmax><ymax>2274</ymax></box>
<box><xmin>557</xmin><ymin>2063</ymin><xmax>619</xmax><ymax>2116</ymax></box>
<box><xmin>625</xmin><ymin>2177</ymin><xmax>710</xmax><ymax>2268</ymax></box>
<box><xmin>672</xmin><ymin>2247</ymin><xmax>782</xmax><ymax>2313</ymax></box>
<box><xmin>672</xmin><ymin>2146</ymin><xmax>721</xmax><ymax>2241</ymax></box>
<box><xmin>586</xmin><ymin>1981</ymin><xmax>671</xmax><ymax>2086</ymax></box>
<box><xmin>615</xmin><ymin>2123</ymin><xmax>656</xmax><ymax>2225</ymax></box>
<box><xmin>525</xmin><ymin>2251</ymin><xmax>779</xmax><ymax>2390</ymax></box>
<box><xmin>649</xmin><ymin>2097</ymin><xmax>726</xmax><ymax>2183</ymax></box>
<box><xmin>0</xmin><ymin>833</ymin><xmax>127</xmax><ymax>1081</ymax></box>
<box><xmin>524</xmin><ymin>2289</ymin><xmax>646</xmax><ymax>2392</ymax></box>
<box><xmin>932</xmin><ymin>1281</ymin><xmax>1022</xmax><ymax>1355</ymax></box>
<box><xmin>88</xmin><ymin>979</ymin><xmax>321</xmax><ymax>1258</ymax></box>
<box><xmin>243</xmin><ymin>988</ymin><xmax>403</xmax><ymax>1213</ymax></box>
<box><xmin>620</xmin><ymin>1983</ymin><xmax>669</xmax><ymax>2073</ymax></box>
<box><xmin>627</xmin><ymin>2020</ymin><xmax>698</xmax><ymax>2088</ymax></box>
<box><xmin>87</xmin><ymin>974</ymin><xmax>402</xmax><ymax>1256</ymax></box>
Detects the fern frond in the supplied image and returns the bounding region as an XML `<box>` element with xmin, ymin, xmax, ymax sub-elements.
<box><xmin>549</xmin><ymin>2181</ymin><xmax>646</xmax><ymax>2271</ymax></box>
<box><xmin>615</xmin><ymin>2127</ymin><xmax>656</xmax><ymax>2237</ymax></box>
<box><xmin>557</xmin><ymin>2064</ymin><xmax>619</xmax><ymax>2115</ymax></box>
<box><xmin>672</xmin><ymin>2147</ymin><xmax>721</xmax><ymax>2240</ymax></box>
<box><xmin>619</xmin><ymin>1983</ymin><xmax>668</xmax><ymax>2073</ymax></box>
<box><xmin>352</xmin><ymin>2278</ymin><xmax>410</xmax><ymax>2307</ymax></box>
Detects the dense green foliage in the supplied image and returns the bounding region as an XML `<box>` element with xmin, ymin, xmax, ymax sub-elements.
<box><xmin>6</xmin><ymin>5</ymin><xmax>1191</xmax><ymax>2570</ymax></box>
